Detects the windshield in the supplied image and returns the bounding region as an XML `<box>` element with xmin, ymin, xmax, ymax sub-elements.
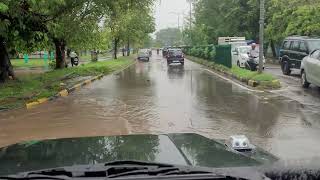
<box><xmin>0</xmin><ymin>0</ymin><xmax>319</xmax><ymax>178</ymax></box>
<box><xmin>169</xmin><ymin>49</ymin><xmax>183</xmax><ymax>56</ymax></box>
<box><xmin>307</xmin><ymin>40</ymin><xmax>320</xmax><ymax>52</ymax></box>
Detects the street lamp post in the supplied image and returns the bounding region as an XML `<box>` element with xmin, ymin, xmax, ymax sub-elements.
<box><xmin>169</xmin><ymin>12</ymin><xmax>183</xmax><ymax>30</ymax></box>
<box><xmin>258</xmin><ymin>0</ymin><xmax>265</xmax><ymax>73</ymax></box>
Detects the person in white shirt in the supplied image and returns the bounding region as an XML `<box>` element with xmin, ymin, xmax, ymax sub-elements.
<box><xmin>70</xmin><ymin>51</ymin><xmax>78</xmax><ymax>67</ymax></box>
<box><xmin>249</xmin><ymin>43</ymin><xmax>259</xmax><ymax>58</ymax></box>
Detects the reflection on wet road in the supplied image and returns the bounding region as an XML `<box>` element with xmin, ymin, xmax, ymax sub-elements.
<box><xmin>1</xmin><ymin>53</ymin><xmax>320</xmax><ymax>162</ymax></box>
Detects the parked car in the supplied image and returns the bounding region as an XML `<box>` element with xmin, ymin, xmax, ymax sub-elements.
<box><xmin>138</xmin><ymin>49</ymin><xmax>150</xmax><ymax>61</ymax></box>
<box><xmin>166</xmin><ymin>48</ymin><xmax>184</xmax><ymax>66</ymax></box>
<box><xmin>233</xmin><ymin>46</ymin><xmax>251</xmax><ymax>68</ymax></box>
<box><xmin>301</xmin><ymin>49</ymin><xmax>320</xmax><ymax>88</ymax></box>
<box><xmin>233</xmin><ymin>46</ymin><xmax>265</xmax><ymax>69</ymax></box>
<box><xmin>279</xmin><ymin>36</ymin><xmax>320</xmax><ymax>75</ymax></box>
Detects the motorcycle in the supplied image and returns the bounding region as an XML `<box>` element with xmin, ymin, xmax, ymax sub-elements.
<box><xmin>71</xmin><ymin>56</ymin><xmax>79</xmax><ymax>67</ymax></box>
<box><xmin>245</xmin><ymin>56</ymin><xmax>259</xmax><ymax>71</ymax></box>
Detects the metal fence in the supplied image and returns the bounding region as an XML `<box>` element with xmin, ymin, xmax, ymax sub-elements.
<box><xmin>182</xmin><ymin>44</ymin><xmax>232</xmax><ymax>68</ymax></box>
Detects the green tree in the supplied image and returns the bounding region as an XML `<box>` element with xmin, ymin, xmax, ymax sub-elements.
<box><xmin>155</xmin><ymin>28</ymin><xmax>182</xmax><ymax>46</ymax></box>
<box><xmin>104</xmin><ymin>0</ymin><xmax>155</xmax><ymax>59</ymax></box>
<box><xmin>184</xmin><ymin>0</ymin><xmax>260</xmax><ymax>45</ymax></box>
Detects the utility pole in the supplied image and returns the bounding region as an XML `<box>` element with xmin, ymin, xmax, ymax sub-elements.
<box><xmin>189</xmin><ymin>0</ymin><xmax>192</xmax><ymax>31</ymax></box>
<box><xmin>178</xmin><ymin>15</ymin><xmax>180</xmax><ymax>30</ymax></box>
<box><xmin>258</xmin><ymin>0</ymin><xmax>265</xmax><ymax>73</ymax></box>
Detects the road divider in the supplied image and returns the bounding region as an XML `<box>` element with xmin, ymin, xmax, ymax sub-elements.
<box><xmin>186</xmin><ymin>55</ymin><xmax>281</xmax><ymax>90</ymax></box>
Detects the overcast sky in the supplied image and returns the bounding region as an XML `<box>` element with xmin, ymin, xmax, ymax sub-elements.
<box><xmin>154</xmin><ymin>0</ymin><xmax>190</xmax><ymax>32</ymax></box>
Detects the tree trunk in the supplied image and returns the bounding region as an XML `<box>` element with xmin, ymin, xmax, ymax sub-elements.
<box><xmin>270</xmin><ymin>40</ymin><xmax>277</xmax><ymax>58</ymax></box>
<box><xmin>114</xmin><ymin>38</ymin><xmax>119</xmax><ymax>59</ymax></box>
<box><xmin>0</xmin><ymin>38</ymin><xmax>15</xmax><ymax>83</ymax></box>
<box><xmin>54</xmin><ymin>39</ymin><xmax>66</xmax><ymax>69</ymax></box>
<box><xmin>91</xmin><ymin>49</ymin><xmax>98</xmax><ymax>62</ymax></box>
<box><xmin>127</xmin><ymin>39</ymin><xmax>130</xmax><ymax>56</ymax></box>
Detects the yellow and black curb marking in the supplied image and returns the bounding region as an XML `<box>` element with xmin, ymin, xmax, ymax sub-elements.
<box><xmin>26</xmin><ymin>74</ymin><xmax>104</xmax><ymax>109</ymax></box>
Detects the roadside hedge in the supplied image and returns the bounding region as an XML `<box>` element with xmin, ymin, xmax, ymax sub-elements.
<box><xmin>182</xmin><ymin>45</ymin><xmax>216</xmax><ymax>60</ymax></box>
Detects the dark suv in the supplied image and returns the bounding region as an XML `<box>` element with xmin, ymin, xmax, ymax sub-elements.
<box><xmin>279</xmin><ymin>36</ymin><xmax>320</xmax><ymax>75</ymax></box>
<box><xmin>166</xmin><ymin>48</ymin><xmax>184</xmax><ymax>66</ymax></box>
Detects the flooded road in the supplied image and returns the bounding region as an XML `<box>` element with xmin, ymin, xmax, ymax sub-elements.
<box><xmin>1</xmin><ymin>53</ymin><xmax>320</xmax><ymax>162</ymax></box>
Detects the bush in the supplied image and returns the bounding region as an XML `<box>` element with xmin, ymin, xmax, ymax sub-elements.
<box><xmin>48</xmin><ymin>60</ymin><xmax>56</xmax><ymax>69</ymax></box>
<box><xmin>209</xmin><ymin>48</ymin><xmax>216</xmax><ymax>60</ymax></box>
<box><xmin>204</xmin><ymin>47</ymin><xmax>210</xmax><ymax>59</ymax></box>
<box><xmin>190</xmin><ymin>47</ymin><xmax>197</xmax><ymax>56</ymax></box>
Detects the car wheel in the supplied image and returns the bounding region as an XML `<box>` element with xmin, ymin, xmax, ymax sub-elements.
<box><xmin>181</xmin><ymin>62</ymin><xmax>184</xmax><ymax>66</ymax></box>
<box><xmin>281</xmin><ymin>60</ymin><xmax>291</xmax><ymax>75</ymax></box>
<box><xmin>301</xmin><ymin>70</ymin><xmax>310</xmax><ymax>88</ymax></box>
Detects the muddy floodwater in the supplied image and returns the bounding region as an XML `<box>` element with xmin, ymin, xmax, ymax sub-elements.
<box><xmin>1</xmin><ymin>53</ymin><xmax>320</xmax><ymax>163</ymax></box>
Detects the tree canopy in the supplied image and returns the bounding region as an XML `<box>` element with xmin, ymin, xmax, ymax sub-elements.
<box><xmin>155</xmin><ymin>28</ymin><xmax>182</xmax><ymax>47</ymax></box>
<box><xmin>184</xmin><ymin>0</ymin><xmax>320</xmax><ymax>48</ymax></box>
<box><xmin>0</xmin><ymin>0</ymin><xmax>156</xmax><ymax>82</ymax></box>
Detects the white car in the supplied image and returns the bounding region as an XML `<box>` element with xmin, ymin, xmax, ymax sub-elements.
<box><xmin>233</xmin><ymin>46</ymin><xmax>266</xmax><ymax>68</ymax></box>
<box><xmin>301</xmin><ymin>49</ymin><xmax>320</xmax><ymax>88</ymax></box>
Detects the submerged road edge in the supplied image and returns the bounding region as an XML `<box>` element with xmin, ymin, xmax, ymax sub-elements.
<box><xmin>26</xmin><ymin>60</ymin><xmax>137</xmax><ymax>109</ymax></box>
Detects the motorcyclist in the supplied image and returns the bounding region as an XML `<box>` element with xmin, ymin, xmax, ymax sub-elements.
<box><xmin>70</xmin><ymin>51</ymin><xmax>78</xmax><ymax>67</ymax></box>
<box><xmin>246</xmin><ymin>43</ymin><xmax>259</xmax><ymax>71</ymax></box>
<box><xmin>157</xmin><ymin>48</ymin><xmax>159</xmax><ymax>55</ymax></box>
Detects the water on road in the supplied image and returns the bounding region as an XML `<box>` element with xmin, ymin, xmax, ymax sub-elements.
<box><xmin>1</xmin><ymin>53</ymin><xmax>320</xmax><ymax>163</ymax></box>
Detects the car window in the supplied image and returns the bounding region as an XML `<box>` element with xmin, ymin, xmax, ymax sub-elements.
<box><xmin>291</xmin><ymin>41</ymin><xmax>299</xmax><ymax>51</ymax></box>
<box><xmin>311</xmin><ymin>50</ymin><xmax>320</xmax><ymax>59</ymax></box>
<box><xmin>239</xmin><ymin>47</ymin><xmax>250</xmax><ymax>54</ymax></box>
<box><xmin>169</xmin><ymin>50</ymin><xmax>183</xmax><ymax>56</ymax></box>
<box><xmin>299</xmin><ymin>41</ymin><xmax>307</xmax><ymax>53</ymax></box>
<box><xmin>307</xmin><ymin>40</ymin><xmax>320</xmax><ymax>52</ymax></box>
<box><xmin>283</xmin><ymin>41</ymin><xmax>290</xmax><ymax>50</ymax></box>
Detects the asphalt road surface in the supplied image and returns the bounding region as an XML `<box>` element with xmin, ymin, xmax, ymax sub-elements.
<box><xmin>1</xmin><ymin>53</ymin><xmax>320</xmax><ymax>165</ymax></box>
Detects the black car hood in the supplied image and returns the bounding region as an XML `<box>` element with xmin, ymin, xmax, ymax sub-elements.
<box><xmin>0</xmin><ymin>133</ymin><xmax>277</xmax><ymax>175</ymax></box>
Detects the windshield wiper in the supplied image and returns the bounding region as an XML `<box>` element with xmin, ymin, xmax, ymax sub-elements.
<box><xmin>0</xmin><ymin>161</ymin><xmax>264</xmax><ymax>180</ymax></box>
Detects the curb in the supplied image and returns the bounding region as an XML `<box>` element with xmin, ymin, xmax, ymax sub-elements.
<box><xmin>26</xmin><ymin>74</ymin><xmax>104</xmax><ymax>109</ymax></box>
<box><xmin>25</xmin><ymin>59</ymin><xmax>136</xmax><ymax>110</ymax></box>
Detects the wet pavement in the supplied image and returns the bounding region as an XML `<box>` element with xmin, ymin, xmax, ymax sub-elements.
<box><xmin>265</xmin><ymin>63</ymin><xmax>320</xmax><ymax>106</ymax></box>
<box><xmin>1</xmin><ymin>53</ymin><xmax>320</xmax><ymax>163</ymax></box>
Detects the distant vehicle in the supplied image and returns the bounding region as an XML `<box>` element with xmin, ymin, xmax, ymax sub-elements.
<box><xmin>301</xmin><ymin>49</ymin><xmax>320</xmax><ymax>88</ymax></box>
<box><xmin>279</xmin><ymin>36</ymin><xmax>320</xmax><ymax>75</ymax></box>
<box><xmin>162</xmin><ymin>47</ymin><xmax>170</xmax><ymax>57</ymax></box>
<box><xmin>147</xmin><ymin>48</ymin><xmax>152</xmax><ymax>56</ymax></box>
<box><xmin>166</xmin><ymin>48</ymin><xmax>184</xmax><ymax>66</ymax></box>
<box><xmin>138</xmin><ymin>49</ymin><xmax>150</xmax><ymax>61</ymax></box>
<box><xmin>233</xmin><ymin>46</ymin><xmax>265</xmax><ymax>69</ymax></box>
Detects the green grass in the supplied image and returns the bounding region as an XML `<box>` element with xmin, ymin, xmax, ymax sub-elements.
<box><xmin>11</xmin><ymin>58</ymin><xmax>49</xmax><ymax>68</ymax></box>
<box><xmin>79</xmin><ymin>55</ymin><xmax>91</xmax><ymax>61</ymax></box>
<box><xmin>231</xmin><ymin>66</ymin><xmax>276</xmax><ymax>81</ymax></box>
<box><xmin>0</xmin><ymin>56</ymin><xmax>134</xmax><ymax>109</ymax></box>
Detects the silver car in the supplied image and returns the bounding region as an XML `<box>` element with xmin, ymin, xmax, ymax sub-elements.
<box><xmin>301</xmin><ymin>49</ymin><xmax>320</xmax><ymax>88</ymax></box>
<box><xmin>137</xmin><ymin>49</ymin><xmax>150</xmax><ymax>61</ymax></box>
